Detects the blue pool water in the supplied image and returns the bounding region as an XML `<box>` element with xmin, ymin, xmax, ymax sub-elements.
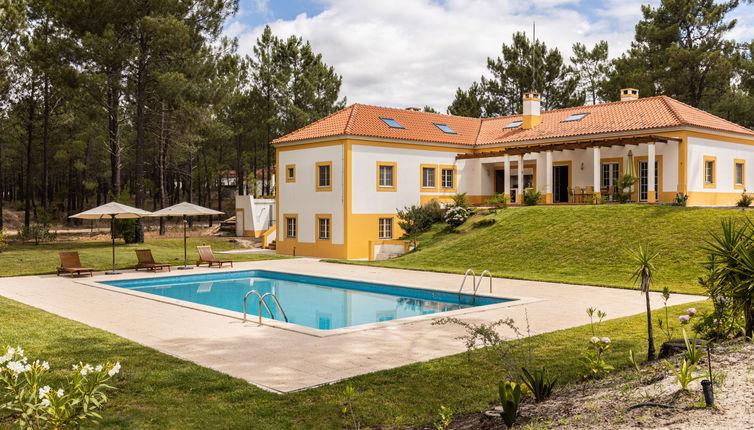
<box><xmin>102</xmin><ymin>270</ymin><xmax>512</xmax><ymax>330</ymax></box>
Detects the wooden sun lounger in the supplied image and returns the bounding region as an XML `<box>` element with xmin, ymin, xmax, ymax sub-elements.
<box><xmin>135</xmin><ymin>249</ymin><xmax>171</xmax><ymax>272</ymax></box>
<box><xmin>196</xmin><ymin>245</ymin><xmax>233</xmax><ymax>268</ymax></box>
<box><xmin>57</xmin><ymin>252</ymin><xmax>94</xmax><ymax>277</ymax></box>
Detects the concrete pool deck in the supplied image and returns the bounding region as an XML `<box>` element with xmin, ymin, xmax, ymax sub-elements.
<box><xmin>0</xmin><ymin>259</ymin><xmax>703</xmax><ymax>393</ymax></box>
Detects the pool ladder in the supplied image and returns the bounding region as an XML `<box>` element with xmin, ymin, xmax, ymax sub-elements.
<box><xmin>243</xmin><ymin>290</ymin><xmax>289</xmax><ymax>326</ymax></box>
<box><xmin>458</xmin><ymin>269</ymin><xmax>493</xmax><ymax>304</ymax></box>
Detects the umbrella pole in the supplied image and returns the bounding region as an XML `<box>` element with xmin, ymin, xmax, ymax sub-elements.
<box><xmin>178</xmin><ymin>214</ymin><xmax>192</xmax><ymax>270</ymax></box>
<box><xmin>106</xmin><ymin>214</ymin><xmax>121</xmax><ymax>275</ymax></box>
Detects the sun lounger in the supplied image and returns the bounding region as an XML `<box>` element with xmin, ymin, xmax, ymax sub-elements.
<box><xmin>135</xmin><ymin>249</ymin><xmax>171</xmax><ymax>272</ymax></box>
<box><xmin>196</xmin><ymin>245</ymin><xmax>233</xmax><ymax>268</ymax></box>
<box><xmin>56</xmin><ymin>252</ymin><xmax>94</xmax><ymax>277</ymax></box>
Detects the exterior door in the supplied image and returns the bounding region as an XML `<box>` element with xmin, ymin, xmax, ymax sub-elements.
<box><xmin>638</xmin><ymin>161</ymin><xmax>659</xmax><ymax>202</ymax></box>
<box><xmin>495</xmin><ymin>169</ymin><xmax>505</xmax><ymax>194</ymax></box>
<box><xmin>552</xmin><ymin>165</ymin><xmax>569</xmax><ymax>203</ymax></box>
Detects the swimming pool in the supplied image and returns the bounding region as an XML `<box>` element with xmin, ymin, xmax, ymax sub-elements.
<box><xmin>103</xmin><ymin>270</ymin><xmax>512</xmax><ymax>330</ymax></box>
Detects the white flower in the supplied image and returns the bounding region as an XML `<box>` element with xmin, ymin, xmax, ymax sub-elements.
<box><xmin>41</xmin><ymin>361</ymin><xmax>49</xmax><ymax>370</ymax></box>
<box><xmin>108</xmin><ymin>362</ymin><xmax>121</xmax><ymax>377</ymax></box>
<box><xmin>687</xmin><ymin>308</ymin><xmax>697</xmax><ymax>315</ymax></box>
<box><xmin>40</xmin><ymin>398</ymin><xmax>50</xmax><ymax>407</ymax></box>
<box><xmin>679</xmin><ymin>315</ymin><xmax>690</xmax><ymax>323</ymax></box>
<box><xmin>56</xmin><ymin>388</ymin><xmax>64</xmax><ymax>397</ymax></box>
<box><xmin>7</xmin><ymin>361</ymin><xmax>29</xmax><ymax>375</ymax></box>
<box><xmin>72</xmin><ymin>364</ymin><xmax>78</xmax><ymax>370</ymax></box>
<box><xmin>95</xmin><ymin>365</ymin><xmax>103</xmax><ymax>372</ymax></box>
<box><xmin>80</xmin><ymin>368</ymin><xmax>88</xmax><ymax>376</ymax></box>
<box><xmin>601</xmin><ymin>337</ymin><xmax>611</xmax><ymax>344</ymax></box>
<box><xmin>590</xmin><ymin>336</ymin><xmax>600</xmax><ymax>344</ymax></box>
<box><xmin>15</xmin><ymin>347</ymin><xmax>24</xmax><ymax>356</ymax></box>
<box><xmin>38</xmin><ymin>386</ymin><xmax>51</xmax><ymax>399</ymax></box>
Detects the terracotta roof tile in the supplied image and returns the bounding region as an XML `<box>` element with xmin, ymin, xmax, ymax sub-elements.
<box><xmin>271</xmin><ymin>96</ymin><xmax>754</xmax><ymax>147</ymax></box>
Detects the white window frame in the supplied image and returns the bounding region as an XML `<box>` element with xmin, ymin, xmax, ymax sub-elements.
<box><xmin>318</xmin><ymin>217</ymin><xmax>330</xmax><ymax>240</ymax></box>
<box><xmin>286</xmin><ymin>217</ymin><xmax>297</xmax><ymax>239</ymax></box>
<box><xmin>379</xmin><ymin>165</ymin><xmax>394</xmax><ymax>187</ymax></box>
<box><xmin>318</xmin><ymin>164</ymin><xmax>331</xmax><ymax>188</ymax></box>
<box><xmin>378</xmin><ymin>217</ymin><xmax>393</xmax><ymax>239</ymax></box>
<box><xmin>705</xmin><ymin>160</ymin><xmax>715</xmax><ymax>185</ymax></box>
<box><xmin>441</xmin><ymin>168</ymin><xmax>454</xmax><ymax>189</ymax></box>
<box><xmin>422</xmin><ymin>167</ymin><xmax>436</xmax><ymax>188</ymax></box>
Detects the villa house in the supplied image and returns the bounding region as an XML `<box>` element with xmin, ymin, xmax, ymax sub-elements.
<box><xmin>272</xmin><ymin>89</ymin><xmax>754</xmax><ymax>260</ymax></box>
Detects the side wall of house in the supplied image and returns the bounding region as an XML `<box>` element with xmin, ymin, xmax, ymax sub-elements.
<box><xmin>686</xmin><ymin>134</ymin><xmax>754</xmax><ymax>206</ymax></box>
<box><xmin>276</xmin><ymin>141</ymin><xmax>346</xmax><ymax>258</ymax></box>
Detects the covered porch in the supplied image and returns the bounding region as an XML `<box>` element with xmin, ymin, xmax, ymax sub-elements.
<box><xmin>459</xmin><ymin>135</ymin><xmax>682</xmax><ymax>204</ymax></box>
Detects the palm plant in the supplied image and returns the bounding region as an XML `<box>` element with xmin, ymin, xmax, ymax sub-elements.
<box><xmin>703</xmin><ymin>218</ymin><xmax>754</xmax><ymax>340</ymax></box>
<box><xmin>629</xmin><ymin>244</ymin><xmax>660</xmax><ymax>360</ymax></box>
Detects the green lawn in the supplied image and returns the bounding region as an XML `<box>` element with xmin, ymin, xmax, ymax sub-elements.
<box><xmin>0</xmin><ymin>238</ymin><xmax>284</xmax><ymax>277</ymax></box>
<box><xmin>340</xmin><ymin>204</ymin><xmax>752</xmax><ymax>295</ymax></box>
<box><xmin>0</xmin><ymin>293</ymin><xmax>710</xmax><ymax>429</ymax></box>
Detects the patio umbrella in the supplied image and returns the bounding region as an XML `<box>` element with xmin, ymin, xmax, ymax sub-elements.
<box><xmin>70</xmin><ymin>202</ymin><xmax>153</xmax><ymax>275</ymax></box>
<box><xmin>150</xmin><ymin>202</ymin><xmax>223</xmax><ymax>270</ymax></box>
<box><xmin>625</xmin><ymin>150</ymin><xmax>637</xmax><ymax>196</ymax></box>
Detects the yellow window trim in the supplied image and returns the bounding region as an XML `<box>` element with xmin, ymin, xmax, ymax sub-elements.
<box><xmin>376</xmin><ymin>161</ymin><xmax>397</xmax><ymax>192</ymax></box>
<box><xmin>703</xmin><ymin>155</ymin><xmax>716</xmax><ymax>189</ymax></box>
<box><xmin>315</xmin><ymin>213</ymin><xmax>332</xmax><ymax>242</ymax></box>
<box><xmin>283</xmin><ymin>213</ymin><xmax>298</xmax><ymax>239</ymax></box>
<box><xmin>420</xmin><ymin>164</ymin><xmax>438</xmax><ymax>191</ymax></box>
<box><xmin>734</xmin><ymin>159</ymin><xmax>746</xmax><ymax>190</ymax></box>
<box><xmin>315</xmin><ymin>161</ymin><xmax>333</xmax><ymax>192</ymax></box>
<box><xmin>285</xmin><ymin>164</ymin><xmax>296</xmax><ymax>182</ymax></box>
<box><xmin>439</xmin><ymin>165</ymin><xmax>457</xmax><ymax>192</ymax></box>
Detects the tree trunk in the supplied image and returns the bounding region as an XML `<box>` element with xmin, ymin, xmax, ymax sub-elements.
<box><xmin>0</xmin><ymin>137</ymin><xmax>3</xmax><ymax>230</ymax></box>
<box><xmin>134</xmin><ymin>30</ymin><xmax>148</xmax><ymax>243</ymax></box>
<box><xmin>645</xmin><ymin>285</ymin><xmax>656</xmax><ymax>360</ymax></box>
<box><xmin>24</xmin><ymin>91</ymin><xmax>35</xmax><ymax>228</ymax></box>
<box><xmin>108</xmin><ymin>71</ymin><xmax>122</xmax><ymax>199</ymax></box>
<box><xmin>158</xmin><ymin>101</ymin><xmax>167</xmax><ymax>235</ymax></box>
<box><xmin>235</xmin><ymin>134</ymin><xmax>244</xmax><ymax>196</ymax></box>
<box><xmin>745</xmin><ymin>298</ymin><xmax>753</xmax><ymax>340</ymax></box>
<box><xmin>187</xmin><ymin>151</ymin><xmax>193</xmax><ymax>228</ymax></box>
<box><xmin>42</xmin><ymin>75</ymin><xmax>50</xmax><ymax>211</ymax></box>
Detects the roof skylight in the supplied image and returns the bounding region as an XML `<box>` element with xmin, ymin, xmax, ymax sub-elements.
<box><xmin>433</xmin><ymin>123</ymin><xmax>457</xmax><ymax>134</ymax></box>
<box><xmin>503</xmin><ymin>120</ymin><xmax>523</xmax><ymax>129</ymax></box>
<box><xmin>561</xmin><ymin>113</ymin><xmax>590</xmax><ymax>122</ymax></box>
<box><xmin>380</xmin><ymin>117</ymin><xmax>405</xmax><ymax>129</ymax></box>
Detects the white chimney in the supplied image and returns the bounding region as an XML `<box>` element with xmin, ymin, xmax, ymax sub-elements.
<box><xmin>620</xmin><ymin>88</ymin><xmax>639</xmax><ymax>101</ymax></box>
<box><xmin>522</xmin><ymin>92</ymin><xmax>541</xmax><ymax>129</ymax></box>
<box><xmin>405</xmin><ymin>106</ymin><xmax>420</xmax><ymax>112</ymax></box>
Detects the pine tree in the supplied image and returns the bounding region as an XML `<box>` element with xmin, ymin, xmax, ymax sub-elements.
<box><xmin>571</xmin><ymin>41</ymin><xmax>609</xmax><ymax>105</ymax></box>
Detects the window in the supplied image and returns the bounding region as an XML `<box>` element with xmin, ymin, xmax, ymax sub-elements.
<box><xmin>317</xmin><ymin>216</ymin><xmax>331</xmax><ymax>241</ymax></box>
<box><xmin>285</xmin><ymin>216</ymin><xmax>297</xmax><ymax>239</ymax></box>
<box><xmin>379</xmin><ymin>117</ymin><xmax>404</xmax><ymax>129</ymax></box>
<box><xmin>704</xmin><ymin>156</ymin><xmax>716</xmax><ymax>188</ymax></box>
<box><xmin>422</xmin><ymin>166</ymin><xmax>436</xmax><ymax>188</ymax></box>
<box><xmin>376</xmin><ymin>162</ymin><xmax>397</xmax><ymax>191</ymax></box>
<box><xmin>441</xmin><ymin>167</ymin><xmax>455</xmax><ymax>190</ymax></box>
<box><xmin>503</xmin><ymin>120</ymin><xmax>523</xmax><ymax>129</ymax></box>
<box><xmin>316</xmin><ymin>161</ymin><xmax>332</xmax><ymax>191</ymax></box>
<box><xmin>433</xmin><ymin>123</ymin><xmax>457</xmax><ymax>134</ymax></box>
<box><xmin>379</xmin><ymin>217</ymin><xmax>393</xmax><ymax>239</ymax></box>
<box><xmin>285</xmin><ymin>164</ymin><xmax>296</xmax><ymax>182</ymax></box>
<box><xmin>735</xmin><ymin>159</ymin><xmax>745</xmax><ymax>189</ymax></box>
<box><xmin>561</xmin><ymin>113</ymin><xmax>590</xmax><ymax>122</ymax></box>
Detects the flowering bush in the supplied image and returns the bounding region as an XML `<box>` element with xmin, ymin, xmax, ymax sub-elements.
<box><xmin>580</xmin><ymin>308</ymin><xmax>614</xmax><ymax>379</ymax></box>
<box><xmin>0</xmin><ymin>346</ymin><xmax>121</xmax><ymax>429</ymax></box>
<box><xmin>443</xmin><ymin>206</ymin><xmax>470</xmax><ymax>229</ymax></box>
<box><xmin>693</xmin><ymin>295</ymin><xmax>744</xmax><ymax>340</ymax></box>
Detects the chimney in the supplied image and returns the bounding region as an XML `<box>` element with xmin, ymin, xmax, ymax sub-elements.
<box><xmin>405</xmin><ymin>106</ymin><xmax>420</xmax><ymax>112</ymax></box>
<box><xmin>620</xmin><ymin>88</ymin><xmax>639</xmax><ymax>101</ymax></box>
<box><xmin>522</xmin><ymin>92</ymin><xmax>541</xmax><ymax>129</ymax></box>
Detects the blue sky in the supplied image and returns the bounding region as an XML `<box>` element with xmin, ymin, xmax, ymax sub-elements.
<box><xmin>226</xmin><ymin>0</ymin><xmax>754</xmax><ymax>111</ymax></box>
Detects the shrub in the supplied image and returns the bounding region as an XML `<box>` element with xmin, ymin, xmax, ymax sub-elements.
<box><xmin>396</xmin><ymin>205</ymin><xmax>434</xmax><ymax>247</ymax></box>
<box><xmin>423</xmin><ymin>200</ymin><xmax>445</xmax><ymax>224</ymax></box>
<box><xmin>617</xmin><ymin>174</ymin><xmax>636</xmax><ymax>203</ymax></box>
<box><xmin>444</xmin><ymin>206</ymin><xmax>470</xmax><ymax>229</ymax></box>
<box><xmin>736</xmin><ymin>190</ymin><xmax>753</xmax><ymax>208</ymax></box>
<box><xmin>520</xmin><ymin>367</ymin><xmax>557</xmax><ymax>403</ymax></box>
<box><xmin>673</xmin><ymin>193</ymin><xmax>688</xmax><ymax>206</ymax></box>
<box><xmin>663</xmin><ymin>330</ymin><xmax>708</xmax><ymax>391</ymax></box>
<box><xmin>522</xmin><ymin>188</ymin><xmax>541</xmax><ymax>206</ymax></box>
<box><xmin>0</xmin><ymin>228</ymin><xmax>7</xmax><ymax>252</ymax></box>
<box><xmin>450</xmin><ymin>193</ymin><xmax>469</xmax><ymax>209</ymax></box>
<box><xmin>18</xmin><ymin>224</ymin><xmax>56</xmax><ymax>245</ymax></box>
<box><xmin>115</xmin><ymin>218</ymin><xmax>138</xmax><ymax>243</ymax></box>
<box><xmin>498</xmin><ymin>381</ymin><xmax>521</xmax><ymax>429</ymax></box>
<box><xmin>0</xmin><ymin>345</ymin><xmax>122</xmax><ymax>429</ymax></box>
<box><xmin>485</xmin><ymin>193</ymin><xmax>509</xmax><ymax>210</ymax></box>
<box><xmin>472</xmin><ymin>218</ymin><xmax>496</xmax><ymax>229</ymax></box>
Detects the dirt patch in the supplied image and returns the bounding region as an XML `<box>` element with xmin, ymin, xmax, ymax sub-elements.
<box><xmin>433</xmin><ymin>340</ymin><xmax>754</xmax><ymax>429</ymax></box>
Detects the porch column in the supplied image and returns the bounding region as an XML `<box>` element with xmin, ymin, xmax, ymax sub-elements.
<box><xmin>516</xmin><ymin>155</ymin><xmax>524</xmax><ymax>204</ymax></box>
<box><xmin>592</xmin><ymin>146</ymin><xmax>601</xmax><ymax>201</ymax></box>
<box><xmin>647</xmin><ymin>142</ymin><xmax>656</xmax><ymax>202</ymax></box>
<box><xmin>544</xmin><ymin>151</ymin><xmax>553</xmax><ymax>204</ymax></box>
<box><xmin>503</xmin><ymin>155</ymin><xmax>511</xmax><ymax>199</ymax></box>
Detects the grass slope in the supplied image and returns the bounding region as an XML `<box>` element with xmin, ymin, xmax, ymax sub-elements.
<box><xmin>0</xmin><ymin>294</ymin><xmax>709</xmax><ymax>429</ymax></box>
<box><xmin>0</xmin><ymin>238</ymin><xmax>283</xmax><ymax>277</ymax></box>
<box><xmin>346</xmin><ymin>205</ymin><xmax>752</xmax><ymax>295</ymax></box>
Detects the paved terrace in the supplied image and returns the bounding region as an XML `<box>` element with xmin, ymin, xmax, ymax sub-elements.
<box><xmin>0</xmin><ymin>259</ymin><xmax>702</xmax><ymax>393</ymax></box>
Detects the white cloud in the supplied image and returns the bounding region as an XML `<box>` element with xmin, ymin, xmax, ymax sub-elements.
<box><xmin>227</xmin><ymin>0</ymin><xmax>754</xmax><ymax>112</ymax></box>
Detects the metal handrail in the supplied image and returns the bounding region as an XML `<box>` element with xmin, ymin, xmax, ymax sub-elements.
<box><xmin>260</xmin><ymin>292</ymin><xmax>289</xmax><ymax>323</ymax></box>
<box><xmin>243</xmin><ymin>290</ymin><xmax>273</xmax><ymax>324</ymax></box>
<box><xmin>474</xmin><ymin>270</ymin><xmax>493</xmax><ymax>301</ymax></box>
<box><xmin>458</xmin><ymin>269</ymin><xmax>476</xmax><ymax>304</ymax></box>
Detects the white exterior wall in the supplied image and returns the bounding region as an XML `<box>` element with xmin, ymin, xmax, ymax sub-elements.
<box><xmin>277</xmin><ymin>144</ymin><xmax>345</xmax><ymax>244</ymax></box>
<box><xmin>350</xmin><ymin>144</ymin><xmax>463</xmax><ymax>213</ymax></box>
<box><xmin>687</xmin><ymin>136</ymin><xmax>754</xmax><ymax>194</ymax></box>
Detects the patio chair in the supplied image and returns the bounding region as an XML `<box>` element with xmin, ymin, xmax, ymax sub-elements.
<box><xmin>135</xmin><ymin>249</ymin><xmax>171</xmax><ymax>272</ymax></box>
<box><xmin>196</xmin><ymin>245</ymin><xmax>233</xmax><ymax>268</ymax></box>
<box><xmin>57</xmin><ymin>252</ymin><xmax>94</xmax><ymax>277</ymax></box>
<box><xmin>573</xmin><ymin>186</ymin><xmax>583</xmax><ymax>203</ymax></box>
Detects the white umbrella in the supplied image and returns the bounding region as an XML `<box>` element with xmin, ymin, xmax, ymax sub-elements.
<box><xmin>70</xmin><ymin>202</ymin><xmax>153</xmax><ymax>275</ymax></box>
<box><xmin>150</xmin><ymin>202</ymin><xmax>223</xmax><ymax>270</ymax></box>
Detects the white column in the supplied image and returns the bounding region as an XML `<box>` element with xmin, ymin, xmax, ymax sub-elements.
<box><xmin>647</xmin><ymin>142</ymin><xmax>656</xmax><ymax>202</ymax></box>
<box><xmin>545</xmin><ymin>151</ymin><xmax>553</xmax><ymax>204</ymax></box>
<box><xmin>516</xmin><ymin>155</ymin><xmax>524</xmax><ymax>204</ymax></box>
<box><xmin>593</xmin><ymin>146</ymin><xmax>601</xmax><ymax>197</ymax></box>
<box><xmin>503</xmin><ymin>155</ymin><xmax>511</xmax><ymax>197</ymax></box>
